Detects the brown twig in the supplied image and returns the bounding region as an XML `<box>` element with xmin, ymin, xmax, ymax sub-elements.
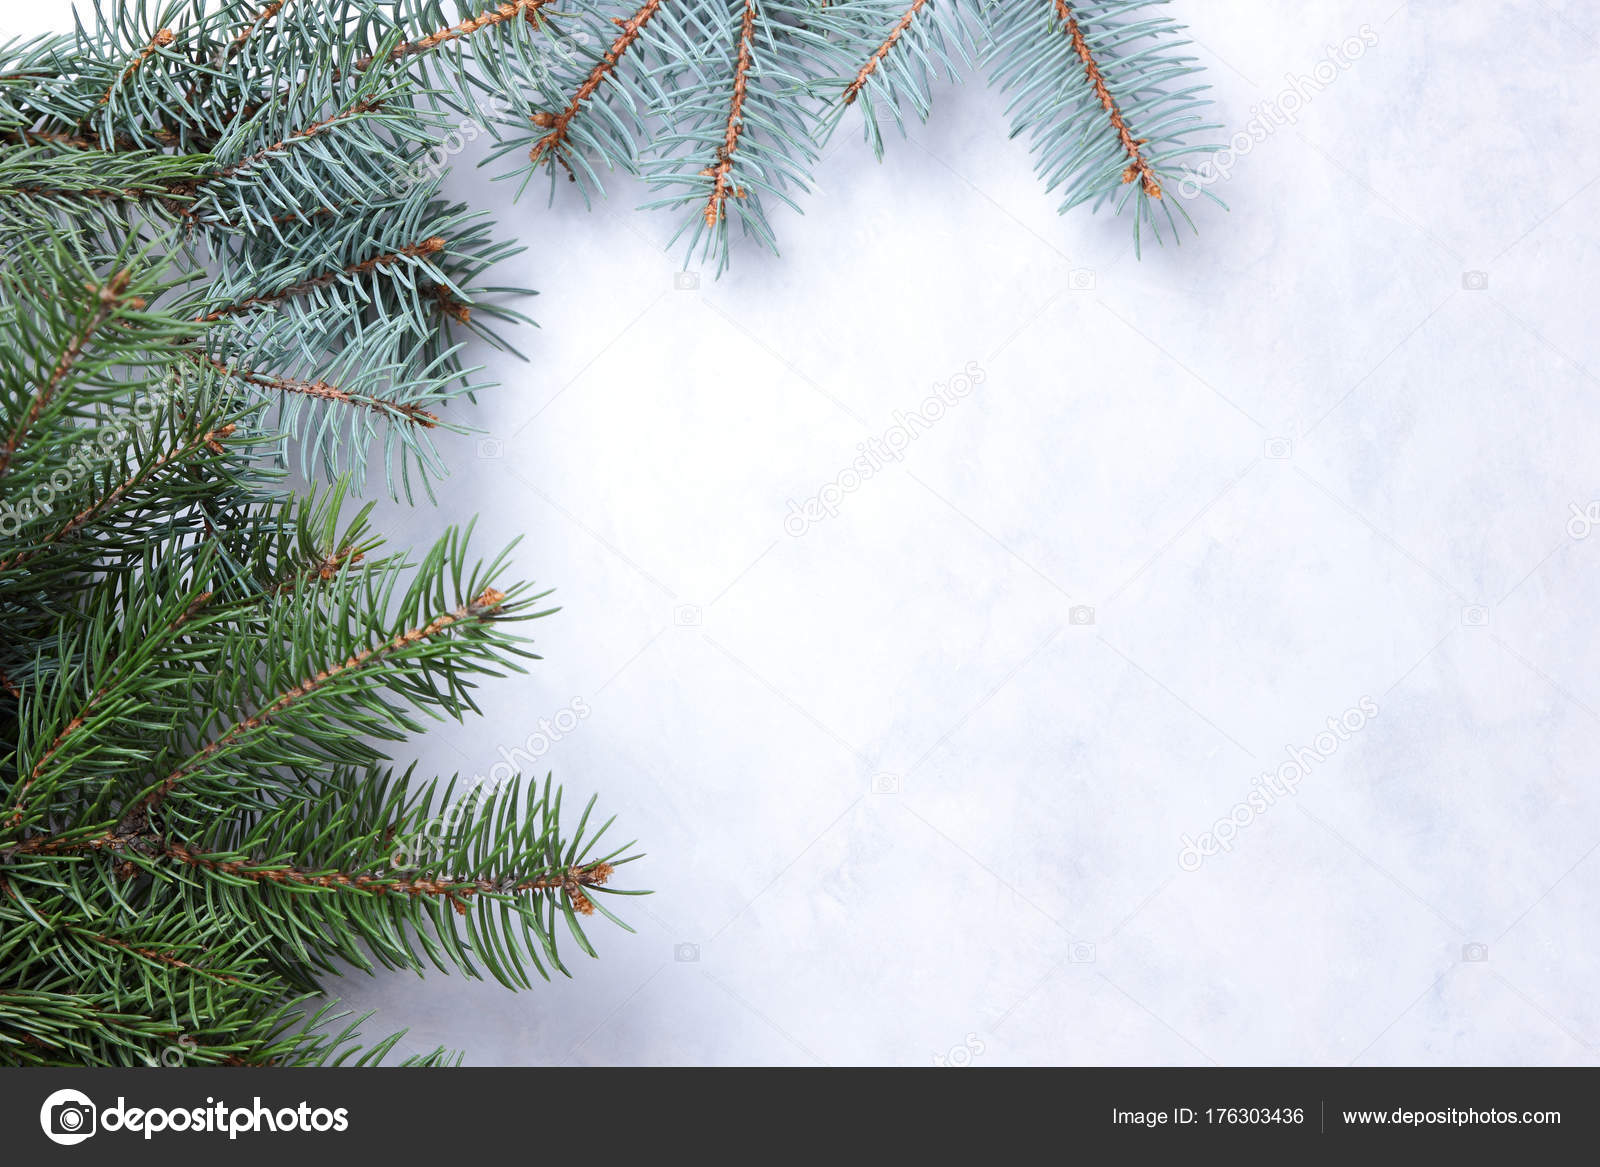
<box><xmin>198</xmin><ymin>353</ymin><xmax>438</xmax><ymax>428</ymax></box>
<box><xmin>0</xmin><ymin>127</ymin><xmax>181</xmax><ymax>152</ymax></box>
<box><xmin>0</xmin><ymin>129</ymin><xmax>98</xmax><ymax>149</ymax></box>
<box><xmin>178</xmin><ymin>2</ymin><xmax>291</xmax><ymax>116</ymax></box>
<box><xmin>269</xmin><ymin>204</ymin><xmax>337</xmax><ymax>225</ymax></box>
<box><xmin>277</xmin><ymin>546</ymin><xmax>366</xmax><ymax>594</ymax></box>
<box><xmin>359</xmin><ymin>0</ymin><xmax>552</xmax><ymax>71</ymax></box>
<box><xmin>205</xmin><ymin>2</ymin><xmax>549</xmax><ymax>136</ymax></box>
<box><xmin>703</xmin><ymin>1</ymin><xmax>756</xmax><ymax>228</ymax></box>
<box><xmin>1055</xmin><ymin>0</ymin><xmax>1160</xmax><ymax>197</ymax></box>
<box><xmin>3</xmin><ymin>590</ymin><xmax>211</xmax><ymax>829</ymax></box>
<box><xmin>3</xmin><ymin>183</ymin><xmax>168</xmax><ymax>202</ymax></box>
<box><xmin>529</xmin><ymin>0</ymin><xmax>665</xmax><ymax>166</ymax></box>
<box><xmin>8</xmin><ymin>827</ymin><xmax>612</xmax><ymax>919</ymax></box>
<box><xmin>231</xmin><ymin>1</ymin><xmax>288</xmax><ymax>49</ymax></box>
<box><xmin>65</xmin><ymin>925</ymin><xmax>244</xmax><ymax>984</ymax></box>
<box><xmin>0</xmin><ymin>528</ymin><xmax>217</xmax><ymax>833</ymax></box>
<box><xmin>426</xmin><ymin>283</ymin><xmax>472</xmax><ymax>324</ymax></box>
<box><xmin>842</xmin><ymin>0</ymin><xmax>929</xmax><ymax>106</ymax></box>
<box><xmin>193</xmin><ymin>235</ymin><xmax>446</xmax><ymax>322</ymax></box>
<box><xmin>204</xmin><ymin>98</ymin><xmax>379</xmax><ymax>183</ymax></box>
<box><xmin>97</xmin><ymin>29</ymin><xmax>174</xmax><ymax>108</ymax></box>
<box><xmin>124</xmin><ymin>587</ymin><xmax>506</xmax><ymax>816</ymax></box>
<box><xmin>163</xmin><ymin>845</ymin><xmax>614</xmax><ymax>915</ymax></box>
<box><xmin>0</xmin><ymin>272</ymin><xmax>138</xmax><ymax>481</ymax></box>
<box><xmin>0</xmin><ymin>426</ymin><xmax>229</xmax><ymax>575</ymax></box>
<box><xmin>5</xmin><ymin>822</ymin><xmax>136</xmax><ymax>858</ymax></box>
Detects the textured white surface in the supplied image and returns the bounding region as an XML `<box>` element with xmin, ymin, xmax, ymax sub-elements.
<box><xmin>17</xmin><ymin>0</ymin><xmax>1600</xmax><ymax>1065</ymax></box>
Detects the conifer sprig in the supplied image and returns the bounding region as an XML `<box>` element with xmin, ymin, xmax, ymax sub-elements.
<box><xmin>2</xmin><ymin>0</ymin><xmax>1226</xmax><ymax>1066</ymax></box>
<box><xmin>1</xmin><ymin>225</ymin><xmax>635</xmax><ymax>1066</ymax></box>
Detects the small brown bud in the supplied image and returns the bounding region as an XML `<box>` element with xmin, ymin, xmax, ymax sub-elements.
<box><xmin>471</xmin><ymin>587</ymin><xmax>507</xmax><ymax>613</ymax></box>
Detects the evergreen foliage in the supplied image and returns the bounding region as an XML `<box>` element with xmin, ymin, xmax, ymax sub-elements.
<box><xmin>1</xmin><ymin>0</ymin><xmax>1222</xmax><ymax>1065</ymax></box>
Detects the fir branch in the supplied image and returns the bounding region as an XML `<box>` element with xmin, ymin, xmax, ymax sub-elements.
<box><xmin>278</xmin><ymin>545</ymin><xmax>365</xmax><ymax>593</ymax></box>
<box><xmin>97</xmin><ymin>28</ymin><xmax>175</xmax><ymax>109</ymax></box>
<box><xmin>0</xmin><ymin>988</ymin><xmax>256</xmax><ymax>1066</ymax></box>
<box><xmin>127</xmin><ymin>586</ymin><xmax>508</xmax><ymax>817</ymax></box>
<box><xmin>0</xmin><ymin>130</ymin><xmax>97</xmax><ymax>149</ymax></box>
<box><xmin>0</xmin><ymin>146</ymin><xmax>199</xmax><ymax>223</ymax></box>
<box><xmin>62</xmin><ymin>923</ymin><xmax>245</xmax><ymax>986</ymax></box>
<box><xmin>220</xmin><ymin>0</ymin><xmax>291</xmax><ymax>61</ymax></box>
<box><xmin>635</xmin><ymin>0</ymin><xmax>824</xmax><ymax>272</ymax></box>
<box><xmin>528</xmin><ymin>0</ymin><xmax>665</xmax><ymax>166</ymax></box>
<box><xmin>0</xmin><ymin>270</ymin><xmax>140</xmax><ymax>481</ymax></box>
<box><xmin>704</xmin><ymin>0</ymin><xmax>757</xmax><ymax>228</ymax></box>
<box><xmin>198</xmin><ymin>353</ymin><xmax>439</xmax><ymax>429</ymax></box>
<box><xmin>203</xmin><ymin>97</ymin><xmax>381</xmax><ymax>183</ymax></box>
<box><xmin>362</xmin><ymin>0</ymin><xmax>554</xmax><ymax>71</ymax></box>
<box><xmin>1</xmin><ymin>591</ymin><xmax>213</xmax><ymax>831</ymax></box>
<box><xmin>842</xmin><ymin>0</ymin><xmax>932</xmax><ymax>107</ymax></box>
<box><xmin>171</xmin><ymin>1</ymin><xmax>289</xmax><ymax>118</ymax></box>
<box><xmin>161</xmin><ymin>844</ymin><xmax>615</xmax><ymax>915</ymax></box>
<box><xmin>1054</xmin><ymin>0</ymin><xmax>1159</xmax><ymax>196</ymax></box>
<box><xmin>1</xmin><ymin>1</ymin><xmax>642</xmax><ymax>1066</ymax></box>
<box><xmin>983</xmin><ymin>0</ymin><xmax>1221</xmax><ymax>251</ymax></box>
<box><xmin>0</xmin><ymin>421</ymin><xmax>232</xmax><ymax>574</ymax></box>
<box><xmin>194</xmin><ymin>235</ymin><xmax>448</xmax><ymax>322</ymax></box>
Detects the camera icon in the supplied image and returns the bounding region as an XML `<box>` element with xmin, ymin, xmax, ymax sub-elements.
<box><xmin>477</xmin><ymin>437</ymin><xmax>504</xmax><ymax>460</ymax></box>
<box><xmin>1462</xmin><ymin>942</ymin><xmax>1489</xmax><ymax>963</ymax></box>
<box><xmin>1068</xmin><ymin>268</ymin><xmax>1097</xmax><ymax>292</ymax></box>
<box><xmin>1069</xmin><ymin>941</ymin><xmax>1097</xmax><ymax>963</ymax></box>
<box><xmin>1263</xmin><ymin>437</ymin><xmax>1293</xmax><ymax>460</ymax></box>
<box><xmin>871</xmin><ymin>772</ymin><xmax>901</xmax><ymax>795</ymax></box>
<box><xmin>1461</xmin><ymin>270</ymin><xmax>1489</xmax><ymax>291</ymax></box>
<box><xmin>41</xmin><ymin>1089</ymin><xmax>97</xmax><ymax>1145</ymax></box>
<box><xmin>51</xmin><ymin>1101</ymin><xmax>94</xmax><ymax>1137</ymax></box>
<box><xmin>674</xmin><ymin>604</ymin><xmax>702</xmax><ymax>627</ymax></box>
<box><xmin>673</xmin><ymin>271</ymin><xmax>701</xmax><ymax>291</ymax></box>
<box><xmin>674</xmin><ymin>942</ymin><xmax>700</xmax><ymax>963</ymax></box>
<box><xmin>1069</xmin><ymin>605</ymin><xmax>1095</xmax><ymax>626</ymax></box>
<box><xmin>1460</xmin><ymin>605</ymin><xmax>1489</xmax><ymax>628</ymax></box>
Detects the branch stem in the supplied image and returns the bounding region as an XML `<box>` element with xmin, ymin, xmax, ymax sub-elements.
<box><xmin>1055</xmin><ymin>1</ymin><xmax>1160</xmax><ymax>196</ymax></box>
